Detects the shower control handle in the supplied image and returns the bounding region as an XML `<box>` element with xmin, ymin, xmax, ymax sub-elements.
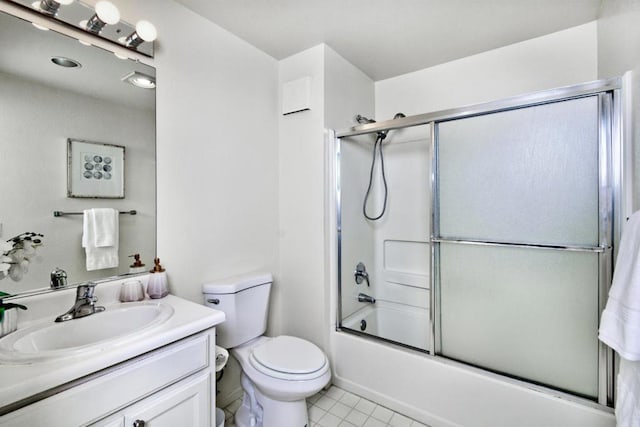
<box><xmin>354</xmin><ymin>262</ymin><xmax>370</xmax><ymax>287</ymax></box>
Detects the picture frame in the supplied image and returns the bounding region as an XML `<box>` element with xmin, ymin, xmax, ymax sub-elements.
<box><xmin>67</xmin><ymin>139</ymin><xmax>125</xmax><ymax>199</ymax></box>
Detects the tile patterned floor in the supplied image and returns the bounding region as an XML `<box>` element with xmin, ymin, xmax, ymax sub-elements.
<box><xmin>221</xmin><ymin>385</ymin><xmax>429</xmax><ymax>427</ymax></box>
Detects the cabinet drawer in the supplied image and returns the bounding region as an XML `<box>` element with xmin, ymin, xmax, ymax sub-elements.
<box><xmin>0</xmin><ymin>332</ymin><xmax>212</xmax><ymax>427</ymax></box>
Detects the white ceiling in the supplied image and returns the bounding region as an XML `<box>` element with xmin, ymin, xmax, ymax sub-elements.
<box><xmin>174</xmin><ymin>0</ymin><xmax>603</xmax><ymax>81</ymax></box>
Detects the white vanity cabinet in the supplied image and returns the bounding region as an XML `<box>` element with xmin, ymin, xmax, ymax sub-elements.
<box><xmin>0</xmin><ymin>329</ymin><xmax>218</xmax><ymax>427</ymax></box>
<box><xmin>94</xmin><ymin>371</ymin><xmax>210</xmax><ymax>427</ymax></box>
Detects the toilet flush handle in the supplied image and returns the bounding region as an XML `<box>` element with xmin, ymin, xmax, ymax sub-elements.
<box><xmin>207</xmin><ymin>298</ymin><xmax>220</xmax><ymax>305</ymax></box>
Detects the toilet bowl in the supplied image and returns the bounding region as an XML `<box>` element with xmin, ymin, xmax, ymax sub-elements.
<box><xmin>202</xmin><ymin>273</ymin><xmax>331</xmax><ymax>427</ymax></box>
<box><xmin>232</xmin><ymin>336</ymin><xmax>330</xmax><ymax>427</ymax></box>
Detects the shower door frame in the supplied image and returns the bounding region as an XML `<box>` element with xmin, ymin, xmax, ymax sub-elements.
<box><xmin>334</xmin><ymin>77</ymin><xmax>624</xmax><ymax>409</ymax></box>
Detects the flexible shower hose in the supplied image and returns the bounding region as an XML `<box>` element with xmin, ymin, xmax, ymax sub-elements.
<box><xmin>363</xmin><ymin>133</ymin><xmax>388</xmax><ymax>221</ymax></box>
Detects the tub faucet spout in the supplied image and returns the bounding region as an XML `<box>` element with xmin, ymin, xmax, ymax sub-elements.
<box><xmin>358</xmin><ymin>293</ymin><xmax>376</xmax><ymax>304</ymax></box>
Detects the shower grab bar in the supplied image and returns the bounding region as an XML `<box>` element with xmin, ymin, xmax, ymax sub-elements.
<box><xmin>54</xmin><ymin>210</ymin><xmax>137</xmax><ymax>217</ymax></box>
<box><xmin>431</xmin><ymin>237</ymin><xmax>608</xmax><ymax>253</ymax></box>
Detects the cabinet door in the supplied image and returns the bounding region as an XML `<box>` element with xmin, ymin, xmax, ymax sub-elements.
<box><xmin>90</xmin><ymin>417</ymin><xmax>125</xmax><ymax>427</ymax></box>
<box><xmin>123</xmin><ymin>371</ymin><xmax>210</xmax><ymax>427</ymax></box>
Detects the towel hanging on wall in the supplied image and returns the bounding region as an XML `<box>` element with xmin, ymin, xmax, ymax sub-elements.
<box><xmin>599</xmin><ymin>209</ymin><xmax>640</xmax><ymax>426</ymax></box>
<box><xmin>82</xmin><ymin>208</ymin><xmax>119</xmax><ymax>271</ymax></box>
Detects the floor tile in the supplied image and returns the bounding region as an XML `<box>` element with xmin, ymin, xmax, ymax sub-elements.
<box><xmin>354</xmin><ymin>398</ymin><xmax>376</xmax><ymax>415</ymax></box>
<box><xmin>371</xmin><ymin>405</ymin><xmax>394</xmax><ymax>423</ymax></box>
<box><xmin>363</xmin><ymin>418</ymin><xmax>387</xmax><ymax>427</ymax></box>
<box><xmin>318</xmin><ymin>412</ymin><xmax>342</xmax><ymax>427</ymax></box>
<box><xmin>316</xmin><ymin>395</ymin><xmax>338</xmax><ymax>411</ymax></box>
<box><xmin>329</xmin><ymin>401</ymin><xmax>352</xmax><ymax>419</ymax></box>
<box><xmin>389</xmin><ymin>412</ymin><xmax>414</xmax><ymax>427</ymax></box>
<box><xmin>344</xmin><ymin>409</ymin><xmax>368</xmax><ymax>427</ymax></box>
<box><xmin>221</xmin><ymin>385</ymin><xmax>431</xmax><ymax>427</ymax></box>
<box><xmin>309</xmin><ymin>405</ymin><xmax>328</xmax><ymax>422</ymax></box>
<box><xmin>339</xmin><ymin>391</ymin><xmax>361</xmax><ymax>408</ymax></box>
<box><xmin>325</xmin><ymin>385</ymin><xmax>346</xmax><ymax>401</ymax></box>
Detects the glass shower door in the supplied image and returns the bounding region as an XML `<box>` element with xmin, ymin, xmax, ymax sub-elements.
<box><xmin>433</xmin><ymin>94</ymin><xmax>611</xmax><ymax>400</ymax></box>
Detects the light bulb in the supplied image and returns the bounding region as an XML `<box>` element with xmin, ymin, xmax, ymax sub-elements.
<box><xmin>135</xmin><ymin>20</ymin><xmax>157</xmax><ymax>42</ymax></box>
<box><xmin>95</xmin><ymin>1</ymin><xmax>120</xmax><ymax>25</ymax></box>
<box><xmin>34</xmin><ymin>0</ymin><xmax>73</xmax><ymax>15</ymax></box>
<box><xmin>122</xmin><ymin>20</ymin><xmax>157</xmax><ymax>48</ymax></box>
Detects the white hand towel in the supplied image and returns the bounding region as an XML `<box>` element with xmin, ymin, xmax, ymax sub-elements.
<box><xmin>599</xmin><ymin>210</ymin><xmax>640</xmax><ymax>361</ymax></box>
<box><xmin>599</xmin><ymin>210</ymin><xmax>640</xmax><ymax>427</ymax></box>
<box><xmin>615</xmin><ymin>359</ymin><xmax>640</xmax><ymax>427</ymax></box>
<box><xmin>91</xmin><ymin>208</ymin><xmax>117</xmax><ymax>247</ymax></box>
<box><xmin>82</xmin><ymin>208</ymin><xmax>119</xmax><ymax>271</ymax></box>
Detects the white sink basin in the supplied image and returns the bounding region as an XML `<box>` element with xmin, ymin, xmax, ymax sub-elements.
<box><xmin>0</xmin><ymin>302</ymin><xmax>174</xmax><ymax>363</ymax></box>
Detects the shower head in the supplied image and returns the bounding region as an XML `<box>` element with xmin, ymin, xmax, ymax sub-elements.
<box><xmin>355</xmin><ymin>114</ymin><xmax>376</xmax><ymax>124</ymax></box>
<box><xmin>354</xmin><ymin>112</ymin><xmax>406</xmax><ymax>140</ymax></box>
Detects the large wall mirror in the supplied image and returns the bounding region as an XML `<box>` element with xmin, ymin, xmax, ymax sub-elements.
<box><xmin>0</xmin><ymin>8</ymin><xmax>156</xmax><ymax>295</ymax></box>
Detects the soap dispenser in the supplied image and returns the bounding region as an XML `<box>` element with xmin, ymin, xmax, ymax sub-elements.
<box><xmin>147</xmin><ymin>258</ymin><xmax>168</xmax><ymax>299</ymax></box>
<box><xmin>128</xmin><ymin>254</ymin><xmax>146</xmax><ymax>274</ymax></box>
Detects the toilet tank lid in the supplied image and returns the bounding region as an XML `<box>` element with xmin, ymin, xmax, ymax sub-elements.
<box><xmin>202</xmin><ymin>272</ymin><xmax>273</xmax><ymax>294</ymax></box>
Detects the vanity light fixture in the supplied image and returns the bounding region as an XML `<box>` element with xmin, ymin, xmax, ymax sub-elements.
<box><xmin>82</xmin><ymin>0</ymin><xmax>120</xmax><ymax>34</ymax></box>
<box><xmin>121</xmin><ymin>20</ymin><xmax>157</xmax><ymax>48</ymax></box>
<box><xmin>16</xmin><ymin>0</ymin><xmax>156</xmax><ymax>56</ymax></box>
<box><xmin>32</xmin><ymin>0</ymin><xmax>73</xmax><ymax>16</ymax></box>
<box><xmin>122</xmin><ymin>71</ymin><xmax>155</xmax><ymax>89</ymax></box>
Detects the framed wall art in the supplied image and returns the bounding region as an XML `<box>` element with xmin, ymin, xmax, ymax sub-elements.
<box><xmin>67</xmin><ymin>139</ymin><xmax>125</xmax><ymax>198</ymax></box>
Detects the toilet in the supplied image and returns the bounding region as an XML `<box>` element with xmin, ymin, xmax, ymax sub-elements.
<box><xmin>203</xmin><ymin>273</ymin><xmax>330</xmax><ymax>427</ymax></box>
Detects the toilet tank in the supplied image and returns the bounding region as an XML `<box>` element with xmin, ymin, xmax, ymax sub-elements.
<box><xmin>202</xmin><ymin>273</ymin><xmax>272</xmax><ymax>348</ymax></box>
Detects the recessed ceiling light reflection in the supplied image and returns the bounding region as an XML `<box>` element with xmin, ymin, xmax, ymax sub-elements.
<box><xmin>121</xmin><ymin>71</ymin><xmax>155</xmax><ymax>89</ymax></box>
<box><xmin>50</xmin><ymin>56</ymin><xmax>82</xmax><ymax>68</ymax></box>
<box><xmin>31</xmin><ymin>22</ymin><xmax>50</xmax><ymax>31</ymax></box>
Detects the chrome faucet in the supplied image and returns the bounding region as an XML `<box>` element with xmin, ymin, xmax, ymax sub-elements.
<box><xmin>354</xmin><ymin>262</ymin><xmax>370</xmax><ymax>286</ymax></box>
<box><xmin>357</xmin><ymin>293</ymin><xmax>376</xmax><ymax>304</ymax></box>
<box><xmin>55</xmin><ymin>282</ymin><xmax>105</xmax><ymax>322</ymax></box>
<box><xmin>50</xmin><ymin>267</ymin><xmax>67</xmax><ymax>289</ymax></box>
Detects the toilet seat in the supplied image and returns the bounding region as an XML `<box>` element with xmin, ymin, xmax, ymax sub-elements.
<box><xmin>249</xmin><ymin>336</ymin><xmax>328</xmax><ymax>381</ymax></box>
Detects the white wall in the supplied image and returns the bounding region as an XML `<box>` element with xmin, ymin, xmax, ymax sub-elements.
<box><xmin>330</xmin><ymin>22</ymin><xmax>614</xmax><ymax>427</ymax></box>
<box><xmin>98</xmin><ymin>0</ymin><xmax>279</xmax><ymax>407</ymax></box>
<box><xmin>277</xmin><ymin>45</ymin><xmax>326</xmax><ymax>346</ymax></box>
<box><xmin>375</xmin><ymin>21</ymin><xmax>598</xmax><ymax>118</ymax></box>
<box><xmin>598</xmin><ymin>0</ymin><xmax>640</xmax><ymax>209</ymax></box>
<box><xmin>108</xmin><ymin>0</ymin><xmax>280</xmax><ymax>305</ymax></box>
<box><xmin>276</xmin><ymin>45</ymin><xmax>373</xmax><ymax>350</ymax></box>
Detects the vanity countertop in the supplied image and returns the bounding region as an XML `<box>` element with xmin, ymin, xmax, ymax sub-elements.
<box><xmin>0</xmin><ymin>276</ymin><xmax>225</xmax><ymax>413</ymax></box>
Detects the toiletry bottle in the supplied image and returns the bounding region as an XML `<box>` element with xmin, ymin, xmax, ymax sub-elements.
<box><xmin>147</xmin><ymin>258</ymin><xmax>168</xmax><ymax>298</ymax></box>
<box><xmin>128</xmin><ymin>254</ymin><xmax>146</xmax><ymax>274</ymax></box>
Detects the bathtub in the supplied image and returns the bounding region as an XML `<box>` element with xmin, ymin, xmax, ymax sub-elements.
<box><xmin>341</xmin><ymin>300</ymin><xmax>430</xmax><ymax>351</ymax></box>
